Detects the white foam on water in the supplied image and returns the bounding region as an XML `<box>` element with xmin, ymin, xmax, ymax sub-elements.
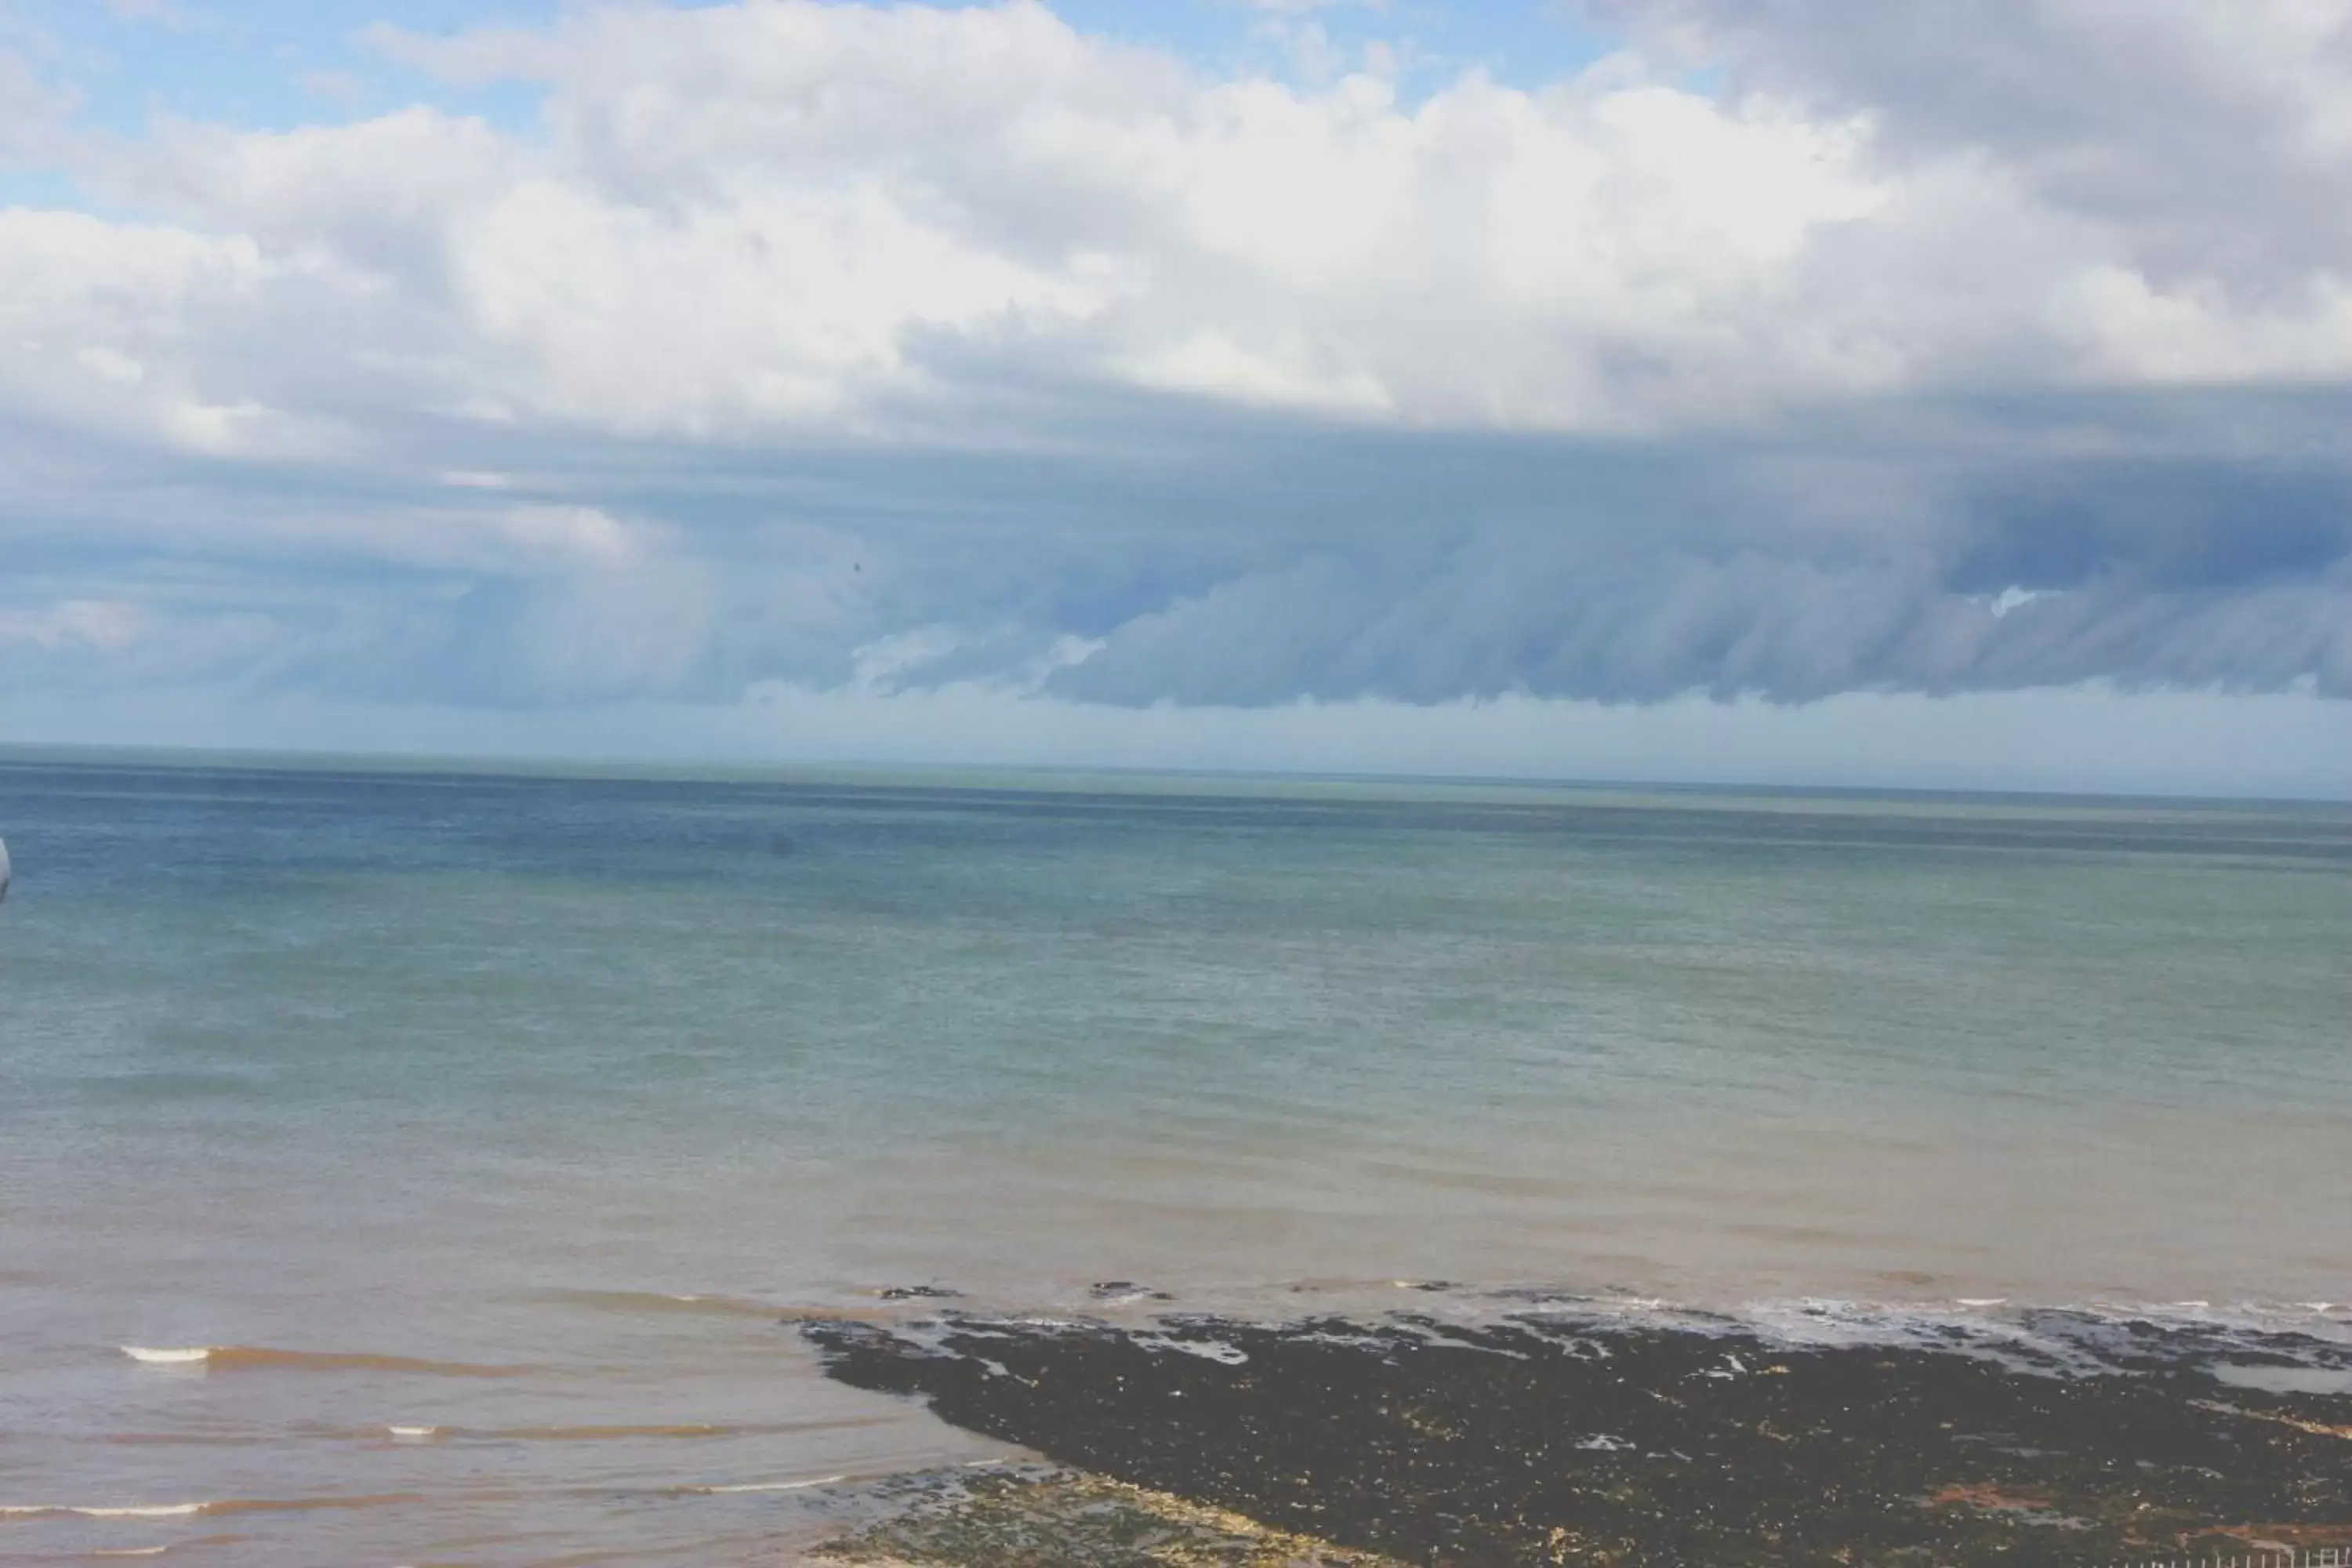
<box><xmin>1730</xmin><ymin>1298</ymin><xmax>1903</xmax><ymax>1349</ymax></box>
<box><xmin>0</xmin><ymin>1503</ymin><xmax>206</xmax><ymax>1519</ymax></box>
<box><xmin>685</xmin><ymin>1475</ymin><xmax>848</xmax><ymax>1495</ymax></box>
<box><xmin>1140</xmin><ymin>1335</ymin><xmax>1250</xmax><ymax>1366</ymax></box>
<box><xmin>81</xmin><ymin>1505</ymin><xmax>206</xmax><ymax>1519</ymax></box>
<box><xmin>1088</xmin><ymin>1287</ymin><xmax>1163</xmax><ymax>1306</ymax></box>
<box><xmin>1474</xmin><ymin>1291</ymin><xmax>2352</xmax><ymax>1388</ymax></box>
<box><xmin>530</xmin><ymin>1287</ymin><xmax>782</xmax><ymax>1319</ymax></box>
<box><xmin>120</xmin><ymin>1344</ymin><xmax>530</xmax><ymax>1377</ymax></box>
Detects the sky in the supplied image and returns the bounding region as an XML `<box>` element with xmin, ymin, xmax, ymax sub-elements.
<box><xmin>2</xmin><ymin>0</ymin><xmax>2350</xmax><ymax>795</ymax></box>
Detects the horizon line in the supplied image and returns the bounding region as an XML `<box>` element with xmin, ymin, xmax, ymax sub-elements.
<box><xmin>3</xmin><ymin>739</ymin><xmax>2343</xmax><ymax>811</ymax></box>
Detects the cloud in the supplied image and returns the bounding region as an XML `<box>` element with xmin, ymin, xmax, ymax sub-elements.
<box><xmin>27</xmin><ymin>0</ymin><xmax>2352</xmax><ymax>444</ymax></box>
<box><xmin>1595</xmin><ymin>1</ymin><xmax>2352</xmax><ymax>250</ymax></box>
<box><xmin>99</xmin><ymin>0</ymin><xmax>187</xmax><ymax>21</ymax></box>
<box><xmin>1588</xmin><ymin>0</ymin><xmax>2352</xmax><ymax>367</ymax></box>
<box><xmin>0</xmin><ymin>597</ymin><xmax>146</xmax><ymax>652</ymax></box>
<box><xmin>53</xmin><ymin>1</ymin><xmax>1909</xmax><ymax>440</ymax></box>
<box><xmin>1</xmin><ymin>45</ymin><xmax>77</xmax><ymax>162</ymax></box>
<box><xmin>0</xmin><ymin>0</ymin><xmax>2347</xmax><ymax>738</ymax></box>
<box><xmin>1243</xmin><ymin>0</ymin><xmax>1387</xmax><ymax>13</ymax></box>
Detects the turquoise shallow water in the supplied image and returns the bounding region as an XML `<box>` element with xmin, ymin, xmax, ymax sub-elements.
<box><xmin>2</xmin><ymin>754</ymin><xmax>2349</xmax><ymax>1563</ymax></box>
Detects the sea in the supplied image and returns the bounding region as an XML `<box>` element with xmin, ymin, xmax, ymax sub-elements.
<box><xmin>2</xmin><ymin>751</ymin><xmax>2348</xmax><ymax>1565</ymax></box>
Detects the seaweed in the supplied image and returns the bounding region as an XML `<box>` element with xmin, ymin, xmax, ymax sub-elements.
<box><xmin>802</xmin><ymin>1312</ymin><xmax>2352</xmax><ymax>1566</ymax></box>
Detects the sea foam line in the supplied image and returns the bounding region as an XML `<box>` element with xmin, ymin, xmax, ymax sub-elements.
<box><xmin>2</xmin><ymin>1494</ymin><xmax>423</xmax><ymax>1522</ymax></box>
<box><xmin>120</xmin><ymin>1345</ymin><xmax>531</xmax><ymax>1377</ymax></box>
<box><xmin>383</xmin><ymin>1421</ymin><xmax>778</xmax><ymax>1443</ymax></box>
<box><xmin>677</xmin><ymin>1475</ymin><xmax>848</xmax><ymax>1495</ymax></box>
<box><xmin>0</xmin><ymin>1503</ymin><xmax>205</xmax><ymax>1519</ymax></box>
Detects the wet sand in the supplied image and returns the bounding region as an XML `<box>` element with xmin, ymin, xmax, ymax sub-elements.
<box><xmin>801</xmin><ymin>1303</ymin><xmax>2352</xmax><ymax>1566</ymax></box>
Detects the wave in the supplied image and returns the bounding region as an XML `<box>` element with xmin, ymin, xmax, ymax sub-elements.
<box><xmin>528</xmin><ymin>1288</ymin><xmax>788</xmax><ymax>1318</ymax></box>
<box><xmin>2</xmin><ymin>1494</ymin><xmax>421</xmax><ymax>1523</ymax></box>
<box><xmin>381</xmin><ymin>1417</ymin><xmax>894</xmax><ymax>1446</ymax></box>
<box><xmin>120</xmin><ymin>1345</ymin><xmax>532</xmax><ymax>1377</ymax></box>
<box><xmin>823</xmin><ymin>1286</ymin><xmax>2352</xmax><ymax>1392</ymax></box>
<box><xmin>201</xmin><ymin>1494</ymin><xmax>423</xmax><ymax>1518</ymax></box>
<box><xmin>675</xmin><ymin>1475</ymin><xmax>848</xmax><ymax>1495</ymax></box>
<box><xmin>1254</xmin><ymin>1286</ymin><xmax>2352</xmax><ymax>1343</ymax></box>
<box><xmin>1711</xmin><ymin>1296</ymin><xmax>2352</xmax><ymax>1367</ymax></box>
<box><xmin>1345</xmin><ymin>1292</ymin><xmax>2352</xmax><ymax>1382</ymax></box>
<box><xmin>78</xmin><ymin>1538</ymin><xmax>251</xmax><ymax>1560</ymax></box>
<box><xmin>1</xmin><ymin>1503</ymin><xmax>206</xmax><ymax>1519</ymax></box>
<box><xmin>389</xmin><ymin>1421</ymin><xmax>753</xmax><ymax>1442</ymax></box>
<box><xmin>505</xmin><ymin>1423</ymin><xmax>739</xmax><ymax>1440</ymax></box>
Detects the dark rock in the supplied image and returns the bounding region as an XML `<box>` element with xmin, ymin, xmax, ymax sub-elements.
<box><xmin>802</xmin><ymin>1309</ymin><xmax>2352</xmax><ymax>1566</ymax></box>
<box><xmin>1091</xmin><ymin>1282</ymin><xmax>1176</xmax><ymax>1303</ymax></box>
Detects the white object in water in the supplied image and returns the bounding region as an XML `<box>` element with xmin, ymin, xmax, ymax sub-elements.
<box><xmin>0</xmin><ymin>835</ymin><xmax>10</xmax><ymax>903</ymax></box>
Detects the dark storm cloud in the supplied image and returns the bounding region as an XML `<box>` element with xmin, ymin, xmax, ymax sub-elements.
<box><xmin>5</xmin><ymin>375</ymin><xmax>2348</xmax><ymax>709</ymax></box>
<box><xmin>1027</xmin><ymin>405</ymin><xmax>2352</xmax><ymax>706</ymax></box>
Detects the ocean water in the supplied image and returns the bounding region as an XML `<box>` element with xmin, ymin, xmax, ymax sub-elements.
<box><xmin>2</xmin><ymin>753</ymin><xmax>2349</xmax><ymax>1564</ymax></box>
